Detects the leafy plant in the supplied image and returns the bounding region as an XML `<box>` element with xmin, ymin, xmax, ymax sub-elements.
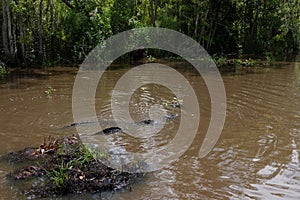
<box><xmin>57</xmin><ymin>144</ymin><xmax>63</xmax><ymax>157</ymax></box>
<box><xmin>46</xmin><ymin>161</ymin><xmax>70</xmax><ymax>193</ymax></box>
<box><xmin>162</xmin><ymin>97</ymin><xmax>182</xmax><ymax>108</ymax></box>
<box><xmin>0</xmin><ymin>63</ymin><xmax>9</xmax><ymax>76</ymax></box>
<box><xmin>44</xmin><ymin>86</ymin><xmax>56</xmax><ymax>95</ymax></box>
<box><xmin>72</xmin><ymin>146</ymin><xmax>95</xmax><ymax>165</ymax></box>
<box><xmin>147</xmin><ymin>55</ymin><xmax>156</xmax><ymax>63</ymax></box>
<box><xmin>212</xmin><ymin>54</ymin><xmax>228</xmax><ymax>67</ymax></box>
<box><xmin>265</xmin><ymin>52</ymin><xmax>274</xmax><ymax>66</ymax></box>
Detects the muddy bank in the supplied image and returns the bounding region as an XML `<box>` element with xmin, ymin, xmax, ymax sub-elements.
<box><xmin>3</xmin><ymin>135</ymin><xmax>141</xmax><ymax>198</ymax></box>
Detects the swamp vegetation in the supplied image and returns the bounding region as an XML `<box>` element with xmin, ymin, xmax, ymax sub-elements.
<box><xmin>0</xmin><ymin>0</ymin><xmax>299</xmax><ymax>68</ymax></box>
<box><xmin>2</xmin><ymin>135</ymin><xmax>140</xmax><ymax>198</ymax></box>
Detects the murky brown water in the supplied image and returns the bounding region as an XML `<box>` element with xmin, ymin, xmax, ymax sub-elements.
<box><xmin>0</xmin><ymin>60</ymin><xmax>300</xmax><ymax>199</ymax></box>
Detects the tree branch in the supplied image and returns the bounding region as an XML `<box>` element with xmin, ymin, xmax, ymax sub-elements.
<box><xmin>61</xmin><ymin>0</ymin><xmax>74</xmax><ymax>9</ymax></box>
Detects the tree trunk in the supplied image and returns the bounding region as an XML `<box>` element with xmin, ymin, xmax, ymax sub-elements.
<box><xmin>194</xmin><ymin>7</ymin><xmax>200</xmax><ymax>36</ymax></box>
<box><xmin>208</xmin><ymin>20</ymin><xmax>217</xmax><ymax>51</ymax></box>
<box><xmin>149</xmin><ymin>0</ymin><xmax>157</xmax><ymax>26</ymax></box>
<box><xmin>2</xmin><ymin>0</ymin><xmax>15</xmax><ymax>64</ymax></box>
<box><xmin>18</xmin><ymin>16</ymin><xmax>25</xmax><ymax>62</ymax></box>
<box><xmin>61</xmin><ymin>0</ymin><xmax>74</xmax><ymax>9</ymax></box>
<box><xmin>48</xmin><ymin>0</ymin><xmax>54</xmax><ymax>60</ymax></box>
<box><xmin>7</xmin><ymin>1</ymin><xmax>13</xmax><ymax>57</ymax></box>
<box><xmin>199</xmin><ymin>9</ymin><xmax>209</xmax><ymax>46</ymax></box>
<box><xmin>39</xmin><ymin>0</ymin><xmax>44</xmax><ymax>64</ymax></box>
<box><xmin>2</xmin><ymin>0</ymin><xmax>9</xmax><ymax>58</ymax></box>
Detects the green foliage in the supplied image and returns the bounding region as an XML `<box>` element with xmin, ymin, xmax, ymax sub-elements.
<box><xmin>43</xmin><ymin>145</ymin><xmax>96</xmax><ymax>193</ymax></box>
<box><xmin>213</xmin><ymin>54</ymin><xmax>227</xmax><ymax>66</ymax></box>
<box><xmin>1</xmin><ymin>0</ymin><xmax>299</xmax><ymax>67</ymax></box>
<box><xmin>0</xmin><ymin>66</ymin><xmax>9</xmax><ymax>76</ymax></box>
<box><xmin>69</xmin><ymin>145</ymin><xmax>95</xmax><ymax>167</ymax></box>
<box><xmin>44</xmin><ymin>86</ymin><xmax>56</xmax><ymax>95</ymax></box>
<box><xmin>57</xmin><ymin>144</ymin><xmax>63</xmax><ymax>157</ymax></box>
<box><xmin>46</xmin><ymin>161</ymin><xmax>70</xmax><ymax>193</ymax></box>
<box><xmin>265</xmin><ymin>52</ymin><xmax>274</xmax><ymax>66</ymax></box>
<box><xmin>147</xmin><ymin>55</ymin><xmax>156</xmax><ymax>63</ymax></box>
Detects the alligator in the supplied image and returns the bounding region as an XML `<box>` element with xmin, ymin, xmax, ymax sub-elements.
<box><xmin>65</xmin><ymin>119</ymin><xmax>155</xmax><ymax>128</ymax></box>
<box><xmin>65</xmin><ymin>113</ymin><xmax>179</xmax><ymax>135</ymax></box>
<box><xmin>65</xmin><ymin>120</ymin><xmax>95</xmax><ymax>128</ymax></box>
<box><xmin>95</xmin><ymin>127</ymin><xmax>123</xmax><ymax>135</ymax></box>
<box><xmin>136</xmin><ymin>119</ymin><xmax>155</xmax><ymax>125</ymax></box>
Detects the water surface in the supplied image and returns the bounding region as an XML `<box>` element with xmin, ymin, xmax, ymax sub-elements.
<box><xmin>0</xmin><ymin>61</ymin><xmax>300</xmax><ymax>199</ymax></box>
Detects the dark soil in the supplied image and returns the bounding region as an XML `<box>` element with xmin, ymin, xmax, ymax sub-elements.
<box><xmin>5</xmin><ymin>135</ymin><xmax>141</xmax><ymax>198</ymax></box>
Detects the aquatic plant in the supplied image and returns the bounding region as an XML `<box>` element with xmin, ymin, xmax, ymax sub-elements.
<box><xmin>147</xmin><ymin>55</ymin><xmax>156</xmax><ymax>63</ymax></box>
<box><xmin>68</xmin><ymin>145</ymin><xmax>95</xmax><ymax>169</ymax></box>
<box><xmin>162</xmin><ymin>97</ymin><xmax>182</xmax><ymax>108</ymax></box>
<box><xmin>46</xmin><ymin>161</ymin><xmax>70</xmax><ymax>193</ymax></box>
<box><xmin>44</xmin><ymin>86</ymin><xmax>56</xmax><ymax>95</ymax></box>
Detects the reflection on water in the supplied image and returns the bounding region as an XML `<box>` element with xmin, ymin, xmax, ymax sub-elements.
<box><xmin>0</xmin><ymin>61</ymin><xmax>300</xmax><ymax>199</ymax></box>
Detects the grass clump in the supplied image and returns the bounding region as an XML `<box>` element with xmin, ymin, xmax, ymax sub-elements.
<box><xmin>6</xmin><ymin>135</ymin><xmax>141</xmax><ymax>198</ymax></box>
